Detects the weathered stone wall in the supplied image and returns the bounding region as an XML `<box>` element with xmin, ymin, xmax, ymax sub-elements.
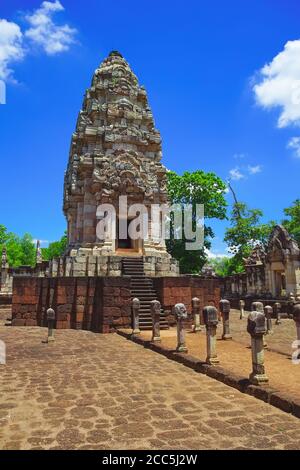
<box><xmin>153</xmin><ymin>276</ymin><xmax>221</xmax><ymax>326</ymax></box>
<box><xmin>12</xmin><ymin>275</ymin><xmax>221</xmax><ymax>332</ymax></box>
<box><xmin>12</xmin><ymin>277</ymin><xmax>131</xmax><ymax>333</ymax></box>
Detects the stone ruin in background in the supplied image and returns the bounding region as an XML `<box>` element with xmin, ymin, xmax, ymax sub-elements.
<box><xmin>223</xmin><ymin>225</ymin><xmax>300</xmax><ymax>312</ymax></box>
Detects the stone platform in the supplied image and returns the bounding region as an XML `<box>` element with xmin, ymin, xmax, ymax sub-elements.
<box><xmin>11</xmin><ymin>276</ymin><xmax>220</xmax><ymax>332</ymax></box>
<box><xmin>1</xmin><ymin>324</ymin><xmax>300</xmax><ymax>450</ymax></box>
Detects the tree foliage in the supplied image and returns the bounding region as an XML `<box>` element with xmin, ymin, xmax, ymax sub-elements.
<box><xmin>166</xmin><ymin>170</ymin><xmax>227</xmax><ymax>273</ymax></box>
<box><xmin>224</xmin><ymin>202</ymin><xmax>275</xmax><ymax>274</ymax></box>
<box><xmin>206</xmin><ymin>256</ymin><xmax>244</xmax><ymax>277</ymax></box>
<box><xmin>282</xmin><ymin>199</ymin><xmax>300</xmax><ymax>246</ymax></box>
<box><xmin>41</xmin><ymin>233</ymin><xmax>67</xmax><ymax>261</ymax></box>
<box><xmin>0</xmin><ymin>226</ymin><xmax>36</xmax><ymax>267</ymax></box>
<box><xmin>0</xmin><ymin>225</ymin><xmax>67</xmax><ymax>267</ymax></box>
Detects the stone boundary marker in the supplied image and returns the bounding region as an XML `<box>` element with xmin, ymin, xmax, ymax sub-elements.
<box><xmin>117</xmin><ymin>329</ymin><xmax>300</xmax><ymax>419</ymax></box>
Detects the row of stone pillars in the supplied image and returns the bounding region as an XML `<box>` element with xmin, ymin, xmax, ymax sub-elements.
<box><xmin>239</xmin><ymin>299</ymin><xmax>285</xmax><ymax>326</ymax></box>
<box><xmin>131</xmin><ymin>297</ymin><xmax>300</xmax><ymax>386</ymax></box>
<box><xmin>131</xmin><ymin>297</ymin><xmax>233</xmax><ymax>365</ymax></box>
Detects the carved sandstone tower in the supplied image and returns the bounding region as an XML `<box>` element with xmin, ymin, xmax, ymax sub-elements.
<box><xmin>63</xmin><ymin>51</ymin><xmax>178</xmax><ymax>277</ymax></box>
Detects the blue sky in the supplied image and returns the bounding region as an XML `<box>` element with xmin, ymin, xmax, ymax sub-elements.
<box><xmin>1</xmin><ymin>0</ymin><xmax>300</xmax><ymax>256</ymax></box>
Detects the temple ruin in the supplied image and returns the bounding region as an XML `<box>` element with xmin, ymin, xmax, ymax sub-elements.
<box><xmin>223</xmin><ymin>225</ymin><xmax>300</xmax><ymax>308</ymax></box>
<box><xmin>63</xmin><ymin>50</ymin><xmax>178</xmax><ymax>277</ymax></box>
<box><xmin>7</xmin><ymin>51</ymin><xmax>220</xmax><ymax>332</ymax></box>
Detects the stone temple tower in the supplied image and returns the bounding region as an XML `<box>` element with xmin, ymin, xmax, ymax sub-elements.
<box><xmin>63</xmin><ymin>51</ymin><xmax>178</xmax><ymax>277</ymax></box>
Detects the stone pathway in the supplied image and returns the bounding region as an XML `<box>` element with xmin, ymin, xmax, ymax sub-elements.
<box><xmin>1</xmin><ymin>325</ymin><xmax>300</xmax><ymax>449</ymax></box>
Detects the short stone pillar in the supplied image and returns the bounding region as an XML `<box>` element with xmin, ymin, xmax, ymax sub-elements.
<box><xmin>192</xmin><ymin>297</ymin><xmax>202</xmax><ymax>332</ymax></box>
<box><xmin>251</xmin><ymin>301</ymin><xmax>264</xmax><ymax>313</ymax></box>
<box><xmin>274</xmin><ymin>302</ymin><xmax>281</xmax><ymax>325</ymax></box>
<box><xmin>203</xmin><ymin>306</ymin><xmax>219</xmax><ymax>365</ymax></box>
<box><xmin>219</xmin><ymin>299</ymin><xmax>232</xmax><ymax>340</ymax></box>
<box><xmin>288</xmin><ymin>293</ymin><xmax>296</xmax><ymax>318</ymax></box>
<box><xmin>247</xmin><ymin>310</ymin><xmax>269</xmax><ymax>385</ymax></box>
<box><xmin>239</xmin><ymin>299</ymin><xmax>245</xmax><ymax>319</ymax></box>
<box><xmin>251</xmin><ymin>301</ymin><xmax>267</xmax><ymax>348</ymax></box>
<box><xmin>150</xmin><ymin>300</ymin><xmax>161</xmax><ymax>342</ymax></box>
<box><xmin>289</xmin><ymin>292</ymin><xmax>295</xmax><ymax>303</ymax></box>
<box><xmin>46</xmin><ymin>308</ymin><xmax>55</xmax><ymax>343</ymax></box>
<box><xmin>292</xmin><ymin>303</ymin><xmax>300</xmax><ymax>343</ymax></box>
<box><xmin>174</xmin><ymin>303</ymin><xmax>188</xmax><ymax>352</ymax></box>
<box><xmin>264</xmin><ymin>305</ymin><xmax>273</xmax><ymax>335</ymax></box>
<box><xmin>132</xmin><ymin>298</ymin><xmax>140</xmax><ymax>335</ymax></box>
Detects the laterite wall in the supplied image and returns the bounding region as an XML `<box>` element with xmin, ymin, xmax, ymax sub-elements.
<box><xmin>12</xmin><ymin>277</ymin><xmax>131</xmax><ymax>333</ymax></box>
<box><xmin>11</xmin><ymin>276</ymin><xmax>221</xmax><ymax>332</ymax></box>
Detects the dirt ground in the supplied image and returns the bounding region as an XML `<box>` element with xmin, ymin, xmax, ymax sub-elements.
<box><xmin>138</xmin><ymin>309</ymin><xmax>300</xmax><ymax>400</ymax></box>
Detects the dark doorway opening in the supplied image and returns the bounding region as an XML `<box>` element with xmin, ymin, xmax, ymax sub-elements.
<box><xmin>117</xmin><ymin>218</ymin><xmax>132</xmax><ymax>249</ymax></box>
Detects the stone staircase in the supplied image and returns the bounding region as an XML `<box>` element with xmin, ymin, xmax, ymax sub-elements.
<box><xmin>121</xmin><ymin>257</ymin><xmax>169</xmax><ymax>330</ymax></box>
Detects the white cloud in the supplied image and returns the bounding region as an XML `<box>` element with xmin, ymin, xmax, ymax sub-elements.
<box><xmin>229</xmin><ymin>167</ymin><xmax>245</xmax><ymax>181</ymax></box>
<box><xmin>0</xmin><ymin>2</ymin><xmax>77</xmax><ymax>83</ymax></box>
<box><xmin>287</xmin><ymin>137</ymin><xmax>300</xmax><ymax>158</ymax></box>
<box><xmin>254</xmin><ymin>39</ymin><xmax>300</xmax><ymax>128</ymax></box>
<box><xmin>25</xmin><ymin>1</ymin><xmax>77</xmax><ymax>55</ymax></box>
<box><xmin>247</xmin><ymin>164</ymin><xmax>262</xmax><ymax>175</ymax></box>
<box><xmin>0</xmin><ymin>19</ymin><xmax>24</xmax><ymax>81</ymax></box>
<box><xmin>205</xmin><ymin>249</ymin><xmax>231</xmax><ymax>259</ymax></box>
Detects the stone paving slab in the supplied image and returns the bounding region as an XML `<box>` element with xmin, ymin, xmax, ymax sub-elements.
<box><xmin>1</xmin><ymin>325</ymin><xmax>300</xmax><ymax>449</ymax></box>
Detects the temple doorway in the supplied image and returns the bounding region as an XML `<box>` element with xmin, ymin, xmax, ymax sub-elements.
<box><xmin>274</xmin><ymin>270</ymin><xmax>286</xmax><ymax>297</ymax></box>
<box><xmin>116</xmin><ymin>218</ymin><xmax>141</xmax><ymax>254</ymax></box>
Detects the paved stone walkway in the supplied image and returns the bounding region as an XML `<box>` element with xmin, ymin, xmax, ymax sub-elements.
<box><xmin>1</xmin><ymin>325</ymin><xmax>300</xmax><ymax>450</ymax></box>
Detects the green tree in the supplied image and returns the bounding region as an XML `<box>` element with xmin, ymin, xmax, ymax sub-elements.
<box><xmin>282</xmin><ymin>199</ymin><xmax>300</xmax><ymax>246</ymax></box>
<box><xmin>19</xmin><ymin>233</ymin><xmax>36</xmax><ymax>266</ymax></box>
<box><xmin>208</xmin><ymin>256</ymin><xmax>247</xmax><ymax>277</ymax></box>
<box><xmin>0</xmin><ymin>225</ymin><xmax>11</xmax><ymax>245</ymax></box>
<box><xmin>224</xmin><ymin>202</ymin><xmax>275</xmax><ymax>274</ymax></box>
<box><xmin>0</xmin><ymin>227</ymin><xmax>36</xmax><ymax>267</ymax></box>
<box><xmin>166</xmin><ymin>171</ymin><xmax>227</xmax><ymax>273</ymax></box>
<box><xmin>5</xmin><ymin>235</ymin><xmax>23</xmax><ymax>267</ymax></box>
<box><xmin>42</xmin><ymin>233</ymin><xmax>67</xmax><ymax>261</ymax></box>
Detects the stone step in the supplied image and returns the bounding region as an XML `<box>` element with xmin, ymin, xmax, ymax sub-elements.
<box><xmin>139</xmin><ymin>314</ymin><xmax>167</xmax><ymax>318</ymax></box>
<box><xmin>131</xmin><ymin>290</ymin><xmax>157</xmax><ymax>294</ymax></box>
<box><xmin>139</xmin><ymin>320</ymin><xmax>168</xmax><ymax>323</ymax></box>
<box><xmin>122</xmin><ymin>264</ymin><xmax>144</xmax><ymax>269</ymax></box>
<box><xmin>131</xmin><ymin>283</ymin><xmax>153</xmax><ymax>288</ymax></box>
<box><xmin>122</xmin><ymin>256</ymin><xmax>169</xmax><ymax>331</ymax></box>
<box><xmin>124</xmin><ymin>271</ymin><xmax>144</xmax><ymax>273</ymax></box>
<box><xmin>131</xmin><ymin>293</ymin><xmax>157</xmax><ymax>297</ymax></box>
